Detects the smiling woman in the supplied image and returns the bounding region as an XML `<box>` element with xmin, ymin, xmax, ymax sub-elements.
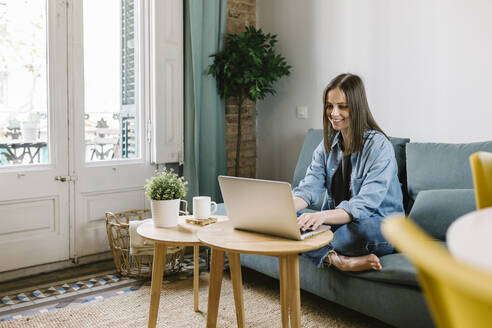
<box><xmin>293</xmin><ymin>73</ymin><xmax>404</xmax><ymax>272</ymax></box>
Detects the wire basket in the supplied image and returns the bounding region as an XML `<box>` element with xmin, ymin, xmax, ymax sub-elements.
<box><xmin>105</xmin><ymin>209</ymin><xmax>185</xmax><ymax>278</ymax></box>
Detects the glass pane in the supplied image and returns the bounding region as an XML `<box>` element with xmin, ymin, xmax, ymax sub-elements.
<box><xmin>0</xmin><ymin>0</ymin><xmax>49</xmax><ymax>166</ymax></box>
<box><xmin>83</xmin><ymin>0</ymin><xmax>138</xmax><ymax>162</ymax></box>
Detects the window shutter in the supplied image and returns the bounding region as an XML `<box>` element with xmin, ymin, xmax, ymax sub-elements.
<box><xmin>120</xmin><ymin>0</ymin><xmax>137</xmax><ymax>158</ymax></box>
<box><xmin>150</xmin><ymin>0</ymin><xmax>183</xmax><ymax>164</ymax></box>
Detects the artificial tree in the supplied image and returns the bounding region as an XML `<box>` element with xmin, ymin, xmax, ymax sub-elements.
<box><xmin>208</xmin><ymin>26</ymin><xmax>291</xmax><ymax>176</ymax></box>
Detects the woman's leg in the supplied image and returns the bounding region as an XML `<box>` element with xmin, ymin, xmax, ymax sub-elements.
<box><xmin>302</xmin><ymin>244</ymin><xmax>334</xmax><ymax>268</ymax></box>
<box><xmin>327</xmin><ymin>251</ymin><xmax>382</xmax><ymax>271</ymax></box>
<box><xmin>325</xmin><ymin>218</ymin><xmax>393</xmax><ymax>271</ymax></box>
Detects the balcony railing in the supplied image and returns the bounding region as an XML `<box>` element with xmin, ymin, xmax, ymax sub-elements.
<box><xmin>0</xmin><ymin>111</ymin><xmax>136</xmax><ymax>166</ymax></box>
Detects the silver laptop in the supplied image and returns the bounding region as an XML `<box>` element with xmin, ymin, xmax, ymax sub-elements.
<box><xmin>218</xmin><ymin>176</ymin><xmax>331</xmax><ymax>240</ymax></box>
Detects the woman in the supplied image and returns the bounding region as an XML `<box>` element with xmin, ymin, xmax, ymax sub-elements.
<box><xmin>293</xmin><ymin>73</ymin><xmax>404</xmax><ymax>271</ymax></box>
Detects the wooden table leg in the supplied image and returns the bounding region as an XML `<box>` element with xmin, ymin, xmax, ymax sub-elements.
<box><xmin>207</xmin><ymin>248</ymin><xmax>225</xmax><ymax>328</ymax></box>
<box><xmin>148</xmin><ymin>244</ymin><xmax>167</xmax><ymax>328</ymax></box>
<box><xmin>229</xmin><ymin>252</ymin><xmax>245</xmax><ymax>328</ymax></box>
<box><xmin>193</xmin><ymin>245</ymin><xmax>200</xmax><ymax>312</ymax></box>
<box><xmin>287</xmin><ymin>254</ymin><xmax>301</xmax><ymax>328</ymax></box>
<box><xmin>278</xmin><ymin>256</ymin><xmax>289</xmax><ymax>328</ymax></box>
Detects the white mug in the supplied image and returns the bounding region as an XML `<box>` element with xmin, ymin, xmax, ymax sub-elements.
<box><xmin>193</xmin><ymin>196</ymin><xmax>217</xmax><ymax>220</ymax></box>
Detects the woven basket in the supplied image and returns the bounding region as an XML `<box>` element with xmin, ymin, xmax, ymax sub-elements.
<box><xmin>105</xmin><ymin>209</ymin><xmax>185</xmax><ymax>278</ymax></box>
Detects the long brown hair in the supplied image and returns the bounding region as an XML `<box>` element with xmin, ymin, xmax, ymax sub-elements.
<box><xmin>322</xmin><ymin>73</ymin><xmax>386</xmax><ymax>154</ymax></box>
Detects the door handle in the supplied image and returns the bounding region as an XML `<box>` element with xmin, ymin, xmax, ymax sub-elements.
<box><xmin>55</xmin><ymin>175</ymin><xmax>77</xmax><ymax>182</ymax></box>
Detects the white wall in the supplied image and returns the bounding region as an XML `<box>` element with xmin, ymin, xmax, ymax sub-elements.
<box><xmin>256</xmin><ymin>0</ymin><xmax>492</xmax><ymax>182</ymax></box>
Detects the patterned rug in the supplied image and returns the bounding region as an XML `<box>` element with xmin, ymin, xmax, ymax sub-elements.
<box><xmin>0</xmin><ymin>253</ymin><xmax>209</xmax><ymax>322</ymax></box>
<box><xmin>0</xmin><ymin>270</ymin><xmax>389</xmax><ymax>328</ymax></box>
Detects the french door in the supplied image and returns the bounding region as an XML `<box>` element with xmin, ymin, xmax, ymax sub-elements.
<box><xmin>0</xmin><ymin>0</ymin><xmax>156</xmax><ymax>272</ymax></box>
<box><xmin>69</xmin><ymin>0</ymin><xmax>154</xmax><ymax>259</ymax></box>
<box><xmin>0</xmin><ymin>0</ymin><xmax>70</xmax><ymax>272</ymax></box>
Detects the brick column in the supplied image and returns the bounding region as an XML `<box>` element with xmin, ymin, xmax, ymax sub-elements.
<box><xmin>225</xmin><ymin>0</ymin><xmax>256</xmax><ymax>177</ymax></box>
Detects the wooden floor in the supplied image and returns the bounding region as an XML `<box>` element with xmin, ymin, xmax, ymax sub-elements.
<box><xmin>0</xmin><ymin>260</ymin><xmax>116</xmax><ymax>295</ymax></box>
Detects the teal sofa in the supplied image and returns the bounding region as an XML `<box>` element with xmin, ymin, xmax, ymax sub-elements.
<box><xmin>216</xmin><ymin>129</ymin><xmax>492</xmax><ymax>327</ymax></box>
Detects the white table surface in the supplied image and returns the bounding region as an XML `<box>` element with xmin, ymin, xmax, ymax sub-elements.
<box><xmin>447</xmin><ymin>207</ymin><xmax>492</xmax><ymax>273</ymax></box>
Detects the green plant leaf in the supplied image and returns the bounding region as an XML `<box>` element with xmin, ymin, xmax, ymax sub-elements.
<box><xmin>207</xmin><ymin>26</ymin><xmax>291</xmax><ymax>104</ymax></box>
<box><xmin>144</xmin><ymin>168</ymin><xmax>188</xmax><ymax>201</ymax></box>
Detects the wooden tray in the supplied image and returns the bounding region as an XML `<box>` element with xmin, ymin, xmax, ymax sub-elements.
<box><xmin>185</xmin><ymin>217</ymin><xmax>218</xmax><ymax>226</ymax></box>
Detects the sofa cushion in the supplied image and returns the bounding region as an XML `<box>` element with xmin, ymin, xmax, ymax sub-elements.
<box><xmin>241</xmin><ymin>249</ymin><xmax>427</xmax><ymax>289</ymax></box>
<box><xmin>292</xmin><ymin>129</ymin><xmax>325</xmax><ymax>210</ymax></box>
<box><xmin>389</xmin><ymin>137</ymin><xmax>411</xmax><ymax>213</ymax></box>
<box><xmin>344</xmin><ymin>252</ymin><xmax>419</xmax><ymax>287</ymax></box>
<box><xmin>408</xmin><ymin>189</ymin><xmax>476</xmax><ymax>240</ymax></box>
<box><xmin>406</xmin><ymin>141</ymin><xmax>492</xmax><ymax>201</ymax></box>
<box><xmin>389</xmin><ymin>137</ymin><xmax>410</xmax><ymax>184</ymax></box>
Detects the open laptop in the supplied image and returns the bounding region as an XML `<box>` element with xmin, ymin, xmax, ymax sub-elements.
<box><xmin>218</xmin><ymin>176</ymin><xmax>331</xmax><ymax>240</ymax></box>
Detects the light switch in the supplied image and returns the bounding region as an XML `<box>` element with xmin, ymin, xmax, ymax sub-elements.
<box><xmin>296</xmin><ymin>106</ymin><xmax>308</xmax><ymax>119</ymax></box>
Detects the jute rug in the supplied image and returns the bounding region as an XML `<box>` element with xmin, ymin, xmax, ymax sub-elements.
<box><xmin>0</xmin><ymin>270</ymin><xmax>388</xmax><ymax>328</ymax></box>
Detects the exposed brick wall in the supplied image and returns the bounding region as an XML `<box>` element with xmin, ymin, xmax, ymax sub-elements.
<box><xmin>225</xmin><ymin>0</ymin><xmax>256</xmax><ymax>177</ymax></box>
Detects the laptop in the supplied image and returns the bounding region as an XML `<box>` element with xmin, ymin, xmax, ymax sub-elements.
<box><xmin>218</xmin><ymin>176</ymin><xmax>331</xmax><ymax>240</ymax></box>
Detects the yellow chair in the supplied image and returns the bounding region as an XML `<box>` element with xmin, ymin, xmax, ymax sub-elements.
<box><xmin>470</xmin><ymin>151</ymin><xmax>492</xmax><ymax>209</ymax></box>
<box><xmin>382</xmin><ymin>216</ymin><xmax>492</xmax><ymax>328</ymax></box>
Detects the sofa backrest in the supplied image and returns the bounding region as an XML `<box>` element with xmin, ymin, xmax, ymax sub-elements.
<box><xmin>292</xmin><ymin>129</ymin><xmax>410</xmax><ymax>211</ymax></box>
<box><xmin>292</xmin><ymin>129</ymin><xmax>325</xmax><ymax>210</ymax></box>
<box><xmin>406</xmin><ymin>141</ymin><xmax>492</xmax><ymax>202</ymax></box>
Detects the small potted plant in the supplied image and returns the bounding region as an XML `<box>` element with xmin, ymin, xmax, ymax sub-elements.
<box><xmin>145</xmin><ymin>168</ymin><xmax>188</xmax><ymax>227</ymax></box>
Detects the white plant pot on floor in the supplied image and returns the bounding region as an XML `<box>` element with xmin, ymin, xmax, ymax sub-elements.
<box><xmin>151</xmin><ymin>199</ymin><xmax>180</xmax><ymax>228</ymax></box>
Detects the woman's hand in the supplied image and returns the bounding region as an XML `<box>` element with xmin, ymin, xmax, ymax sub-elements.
<box><xmin>297</xmin><ymin>211</ymin><xmax>327</xmax><ymax>231</ymax></box>
<box><xmin>298</xmin><ymin>209</ymin><xmax>352</xmax><ymax>231</ymax></box>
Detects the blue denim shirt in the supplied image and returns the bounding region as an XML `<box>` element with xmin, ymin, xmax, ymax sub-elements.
<box><xmin>293</xmin><ymin>130</ymin><xmax>404</xmax><ymax>223</ymax></box>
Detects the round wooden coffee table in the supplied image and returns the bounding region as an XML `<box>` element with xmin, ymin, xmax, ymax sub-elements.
<box><xmin>197</xmin><ymin>220</ymin><xmax>333</xmax><ymax>328</ymax></box>
<box><xmin>137</xmin><ymin>215</ymin><xmax>228</xmax><ymax>328</ymax></box>
<box><xmin>447</xmin><ymin>207</ymin><xmax>492</xmax><ymax>273</ymax></box>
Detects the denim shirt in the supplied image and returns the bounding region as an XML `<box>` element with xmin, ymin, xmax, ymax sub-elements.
<box><xmin>293</xmin><ymin>130</ymin><xmax>404</xmax><ymax>223</ymax></box>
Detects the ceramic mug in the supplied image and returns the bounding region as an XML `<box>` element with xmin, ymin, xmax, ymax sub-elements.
<box><xmin>193</xmin><ymin>196</ymin><xmax>217</xmax><ymax>220</ymax></box>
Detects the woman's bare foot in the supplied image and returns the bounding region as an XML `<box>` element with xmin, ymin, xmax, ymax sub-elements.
<box><xmin>325</xmin><ymin>252</ymin><xmax>382</xmax><ymax>271</ymax></box>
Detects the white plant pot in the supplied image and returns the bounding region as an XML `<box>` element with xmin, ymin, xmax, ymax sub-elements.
<box><xmin>21</xmin><ymin>122</ymin><xmax>39</xmax><ymax>142</ymax></box>
<box><xmin>151</xmin><ymin>199</ymin><xmax>180</xmax><ymax>228</ymax></box>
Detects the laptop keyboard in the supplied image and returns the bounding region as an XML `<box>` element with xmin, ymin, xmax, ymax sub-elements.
<box><xmin>300</xmin><ymin>225</ymin><xmax>331</xmax><ymax>239</ymax></box>
<box><xmin>300</xmin><ymin>229</ymin><xmax>317</xmax><ymax>239</ymax></box>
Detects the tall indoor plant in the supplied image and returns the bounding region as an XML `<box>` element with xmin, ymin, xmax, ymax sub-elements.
<box><xmin>208</xmin><ymin>26</ymin><xmax>291</xmax><ymax>176</ymax></box>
